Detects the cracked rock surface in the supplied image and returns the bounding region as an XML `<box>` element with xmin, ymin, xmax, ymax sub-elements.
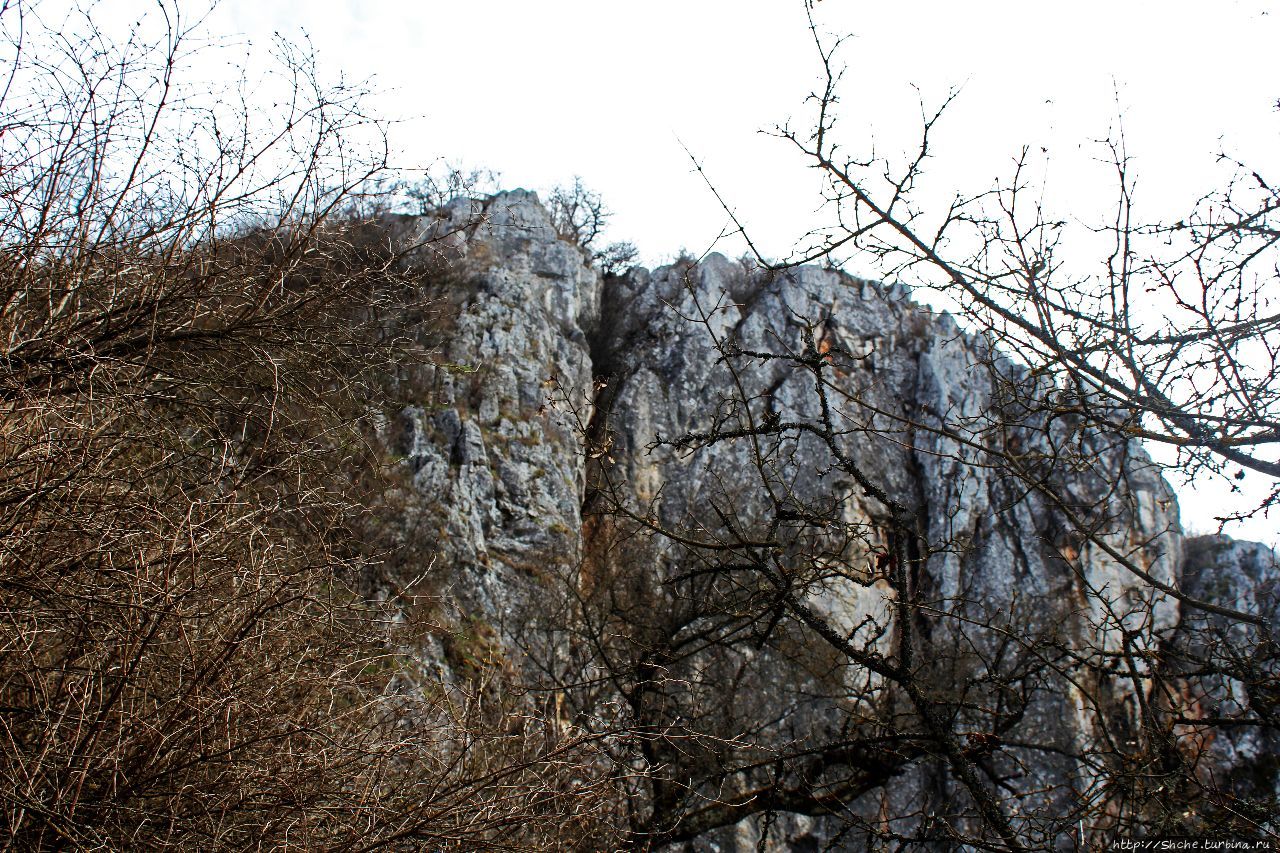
<box><xmin>379</xmin><ymin>191</ymin><xmax>1278</xmax><ymax>849</ymax></box>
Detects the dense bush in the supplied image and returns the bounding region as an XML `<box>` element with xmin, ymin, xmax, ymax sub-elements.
<box><xmin>0</xmin><ymin>3</ymin><xmax>616</xmax><ymax>847</ymax></box>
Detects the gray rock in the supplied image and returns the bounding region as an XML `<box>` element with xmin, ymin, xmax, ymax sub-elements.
<box><xmin>378</xmin><ymin>191</ymin><xmax>1279</xmax><ymax>849</ymax></box>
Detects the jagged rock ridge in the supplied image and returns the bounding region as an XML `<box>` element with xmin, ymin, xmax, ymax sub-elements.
<box><xmin>380</xmin><ymin>191</ymin><xmax>1278</xmax><ymax>849</ymax></box>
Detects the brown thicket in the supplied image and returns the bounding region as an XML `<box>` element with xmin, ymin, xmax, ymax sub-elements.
<box><xmin>0</xmin><ymin>2</ymin><xmax>616</xmax><ymax>848</ymax></box>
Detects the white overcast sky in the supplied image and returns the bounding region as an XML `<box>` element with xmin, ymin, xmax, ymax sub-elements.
<box><xmin>208</xmin><ymin>0</ymin><xmax>1278</xmax><ymax>544</ymax></box>
<box><xmin>213</xmin><ymin>1</ymin><xmax>1280</xmax><ymax>259</ymax></box>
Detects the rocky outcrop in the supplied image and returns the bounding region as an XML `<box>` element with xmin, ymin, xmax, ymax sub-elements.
<box><xmin>1170</xmin><ymin>536</ymin><xmax>1279</xmax><ymax>809</ymax></box>
<box><xmin>378</xmin><ymin>191</ymin><xmax>1278</xmax><ymax>848</ymax></box>
<box><xmin>378</xmin><ymin>191</ymin><xmax>598</xmax><ymax>623</ymax></box>
<box><xmin>591</xmin><ymin>241</ymin><xmax>1191</xmax><ymax>846</ymax></box>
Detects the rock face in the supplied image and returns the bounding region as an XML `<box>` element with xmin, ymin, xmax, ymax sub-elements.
<box><xmin>380</xmin><ymin>191</ymin><xmax>1278</xmax><ymax>848</ymax></box>
<box><xmin>1171</xmin><ymin>536</ymin><xmax>1280</xmax><ymax>807</ymax></box>
<box><xmin>381</xmin><ymin>191</ymin><xmax>598</xmax><ymax>622</ymax></box>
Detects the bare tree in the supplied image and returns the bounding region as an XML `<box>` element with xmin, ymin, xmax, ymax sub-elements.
<box><xmin>719</xmin><ymin>6</ymin><xmax>1280</xmax><ymax>523</ymax></box>
<box><xmin>548</xmin><ymin>177</ymin><xmax>639</xmax><ymax>276</ymax></box>
<box><xmin>535</xmin><ymin>6</ymin><xmax>1280</xmax><ymax>850</ymax></box>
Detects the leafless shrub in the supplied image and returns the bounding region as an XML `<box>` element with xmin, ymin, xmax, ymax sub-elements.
<box><xmin>397</xmin><ymin>164</ymin><xmax>504</xmax><ymax>216</ymax></box>
<box><xmin>547</xmin><ymin>178</ymin><xmax>638</xmax><ymax>276</ymax></box>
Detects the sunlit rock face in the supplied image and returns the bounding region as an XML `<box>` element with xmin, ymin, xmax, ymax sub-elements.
<box><xmin>380</xmin><ymin>191</ymin><xmax>598</xmax><ymax>627</ymax></box>
<box><xmin>382</xmin><ymin>191</ymin><xmax>1276</xmax><ymax>849</ymax></box>
<box><xmin>593</xmin><ymin>240</ymin><xmax>1188</xmax><ymax>846</ymax></box>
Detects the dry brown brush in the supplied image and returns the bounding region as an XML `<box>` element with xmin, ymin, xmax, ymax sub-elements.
<box><xmin>0</xmin><ymin>2</ymin><xmax>618</xmax><ymax>848</ymax></box>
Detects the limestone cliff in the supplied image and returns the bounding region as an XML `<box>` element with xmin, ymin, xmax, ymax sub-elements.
<box><xmin>378</xmin><ymin>191</ymin><xmax>1278</xmax><ymax>849</ymax></box>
